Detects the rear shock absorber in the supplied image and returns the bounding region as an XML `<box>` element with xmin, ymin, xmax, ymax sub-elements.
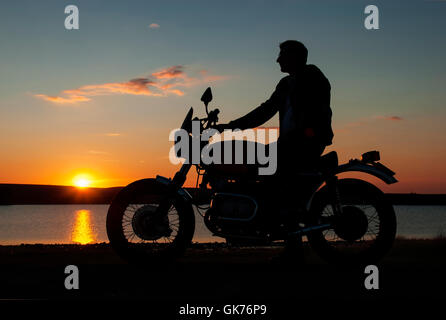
<box><xmin>327</xmin><ymin>176</ymin><xmax>343</xmax><ymax>215</ymax></box>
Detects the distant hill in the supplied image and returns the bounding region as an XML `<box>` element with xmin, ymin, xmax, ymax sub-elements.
<box><xmin>0</xmin><ymin>184</ymin><xmax>122</xmax><ymax>205</ymax></box>
<box><xmin>0</xmin><ymin>184</ymin><xmax>445</xmax><ymax>205</ymax></box>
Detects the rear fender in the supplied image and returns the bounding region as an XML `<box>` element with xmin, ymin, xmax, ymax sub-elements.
<box><xmin>335</xmin><ymin>160</ymin><xmax>398</xmax><ymax>185</ymax></box>
<box><xmin>305</xmin><ymin>160</ymin><xmax>397</xmax><ymax>211</ymax></box>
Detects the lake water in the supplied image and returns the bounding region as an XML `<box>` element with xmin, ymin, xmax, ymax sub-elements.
<box><xmin>0</xmin><ymin>205</ymin><xmax>445</xmax><ymax>245</ymax></box>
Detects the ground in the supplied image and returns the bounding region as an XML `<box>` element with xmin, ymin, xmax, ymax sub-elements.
<box><xmin>0</xmin><ymin>239</ymin><xmax>445</xmax><ymax>315</ymax></box>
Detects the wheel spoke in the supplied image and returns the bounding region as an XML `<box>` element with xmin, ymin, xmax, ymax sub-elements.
<box><xmin>309</xmin><ymin>181</ymin><xmax>396</xmax><ymax>262</ymax></box>
<box><xmin>114</xmin><ymin>198</ymin><xmax>185</xmax><ymax>252</ymax></box>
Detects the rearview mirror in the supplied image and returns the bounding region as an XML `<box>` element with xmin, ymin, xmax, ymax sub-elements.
<box><xmin>200</xmin><ymin>87</ymin><xmax>213</xmax><ymax>107</ymax></box>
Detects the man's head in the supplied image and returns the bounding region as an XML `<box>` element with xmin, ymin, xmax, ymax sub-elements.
<box><xmin>276</xmin><ymin>40</ymin><xmax>308</xmax><ymax>74</ymax></box>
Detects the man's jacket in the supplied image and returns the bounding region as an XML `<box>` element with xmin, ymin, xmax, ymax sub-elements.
<box><xmin>228</xmin><ymin>64</ymin><xmax>334</xmax><ymax>147</ymax></box>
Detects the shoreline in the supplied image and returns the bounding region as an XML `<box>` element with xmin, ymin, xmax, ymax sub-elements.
<box><xmin>0</xmin><ymin>235</ymin><xmax>443</xmax><ymax>247</ymax></box>
<box><xmin>2</xmin><ymin>183</ymin><xmax>446</xmax><ymax>205</ymax></box>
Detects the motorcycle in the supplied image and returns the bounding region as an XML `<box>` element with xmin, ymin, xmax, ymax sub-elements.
<box><xmin>106</xmin><ymin>87</ymin><xmax>397</xmax><ymax>264</ymax></box>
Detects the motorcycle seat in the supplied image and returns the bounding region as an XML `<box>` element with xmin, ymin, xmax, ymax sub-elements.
<box><xmin>290</xmin><ymin>151</ymin><xmax>338</xmax><ymax>177</ymax></box>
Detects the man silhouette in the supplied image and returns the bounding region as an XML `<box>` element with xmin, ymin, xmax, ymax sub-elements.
<box><xmin>218</xmin><ymin>40</ymin><xmax>333</xmax><ymax>260</ymax></box>
<box><xmin>220</xmin><ymin>40</ymin><xmax>333</xmax><ymax>196</ymax></box>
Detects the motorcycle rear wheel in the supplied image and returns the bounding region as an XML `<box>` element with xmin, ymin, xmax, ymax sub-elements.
<box><xmin>106</xmin><ymin>179</ymin><xmax>195</xmax><ymax>263</ymax></box>
<box><xmin>307</xmin><ymin>178</ymin><xmax>396</xmax><ymax>264</ymax></box>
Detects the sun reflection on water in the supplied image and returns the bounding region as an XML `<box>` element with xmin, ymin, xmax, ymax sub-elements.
<box><xmin>71</xmin><ymin>209</ymin><xmax>96</xmax><ymax>244</ymax></box>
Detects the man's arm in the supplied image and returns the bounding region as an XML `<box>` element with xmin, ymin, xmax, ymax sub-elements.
<box><xmin>226</xmin><ymin>78</ymin><xmax>286</xmax><ymax>130</ymax></box>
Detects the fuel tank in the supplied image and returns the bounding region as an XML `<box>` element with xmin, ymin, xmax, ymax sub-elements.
<box><xmin>203</xmin><ymin>140</ymin><xmax>273</xmax><ymax>179</ymax></box>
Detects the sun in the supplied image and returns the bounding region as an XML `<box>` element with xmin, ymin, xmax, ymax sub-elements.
<box><xmin>73</xmin><ymin>174</ymin><xmax>92</xmax><ymax>188</ymax></box>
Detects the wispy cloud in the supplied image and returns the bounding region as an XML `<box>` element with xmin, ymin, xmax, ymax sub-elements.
<box><xmin>35</xmin><ymin>65</ymin><xmax>227</xmax><ymax>104</ymax></box>
<box><xmin>151</xmin><ymin>65</ymin><xmax>184</xmax><ymax>79</ymax></box>
<box><xmin>149</xmin><ymin>23</ymin><xmax>160</xmax><ymax>29</ymax></box>
<box><xmin>375</xmin><ymin>115</ymin><xmax>403</xmax><ymax>121</ymax></box>
<box><xmin>35</xmin><ymin>94</ymin><xmax>91</xmax><ymax>104</ymax></box>
<box><xmin>88</xmin><ymin>150</ymin><xmax>110</xmax><ymax>155</ymax></box>
<box><xmin>104</xmin><ymin>133</ymin><xmax>122</xmax><ymax>137</ymax></box>
<box><xmin>337</xmin><ymin>115</ymin><xmax>404</xmax><ymax>133</ymax></box>
<box><xmin>347</xmin><ymin>115</ymin><xmax>404</xmax><ymax>127</ymax></box>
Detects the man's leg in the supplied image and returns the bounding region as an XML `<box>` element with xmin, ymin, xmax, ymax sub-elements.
<box><xmin>270</xmin><ymin>159</ymin><xmax>306</xmax><ymax>263</ymax></box>
<box><xmin>275</xmin><ymin>143</ymin><xmax>325</xmax><ymax>263</ymax></box>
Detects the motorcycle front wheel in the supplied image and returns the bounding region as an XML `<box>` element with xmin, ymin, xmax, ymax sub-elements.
<box><xmin>307</xmin><ymin>178</ymin><xmax>396</xmax><ymax>264</ymax></box>
<box><xmin>106</xmin><ymin>179</ymin><xmax>195</xmax><ymax>263</ymax></box>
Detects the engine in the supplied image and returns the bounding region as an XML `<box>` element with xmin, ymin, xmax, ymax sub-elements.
<box><xmin>212</xmin><ymin>193</ymin><xmax>257</xmax><ymax>219</ymax></box>
<box><xmin>204</xmin><ymin>193</ymin><xmax>259</xmax><ymax>235</ymax></box>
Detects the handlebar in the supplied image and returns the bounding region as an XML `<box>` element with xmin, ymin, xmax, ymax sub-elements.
<box><xmin>198</xmin><ymin>108</ymin><xmax>220</xmax><ymax>130</ymax></box>
<box><xmin>208</xmin><ymin>108</ymin><xmax>220</xmax><ymax>124</ymax></box>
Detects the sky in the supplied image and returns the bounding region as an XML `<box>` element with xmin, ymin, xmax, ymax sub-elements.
<box><xmin>0</xmin><ymin>0</ymin><xmax>445</xmax><ymax>193</ymax></box>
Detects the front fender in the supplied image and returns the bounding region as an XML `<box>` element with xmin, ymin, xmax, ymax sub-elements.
<box><xmin>114</xmin><ymin>177</ymin><xmax>193</xmax><ymax>204</ymax></box>
<box><xmin>155</xmin><ymin>175</ymin><xmax>193</xmax><ymax>202</ymax></box>
<box><xmin>336</xmin><ymin>161</ymin><xmax>398</xmax><ymax>184</ymax></box>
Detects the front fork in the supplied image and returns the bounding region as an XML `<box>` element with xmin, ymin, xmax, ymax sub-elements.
<box><xmin>154</xmin><ymin>163</ymin><xmax>192</xmax><ymax>217</ymax></box>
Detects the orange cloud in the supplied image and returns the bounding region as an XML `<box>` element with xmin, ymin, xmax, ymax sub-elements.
<box><xmin>35</xmin><ymin>94</ymin><xmax>91</xmax><ymax>104</ymax></box>
<box><xmin>151</xmin><ymin>65</ymin><xmax>184</xmax><ymax>79</ymax></box>
<box><xmin>168</xmin><ymin>89</ymin><xmax>185</xmax><ymax>96</ymax></box>
<box><xmin>64</xmin><ymin>78</ymin><xmax>158</xmax><ymax>97</ymax></box>
<box><xmin>35</xmin><ymin>65</ymin><xmax>226</xmax><ymax>104</ymax></box>
<box><xmin>149</xmin><ymin>23</ymin><xmax>160</xmax><ymax>29</ymax></box>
